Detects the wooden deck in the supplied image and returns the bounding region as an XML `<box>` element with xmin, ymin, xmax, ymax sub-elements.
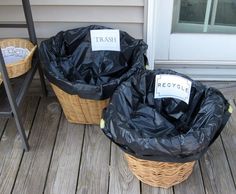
<box><xmin>0</xmin><ymin>81</ymin><xmax>236</xmax><ymax>194</ymax></box>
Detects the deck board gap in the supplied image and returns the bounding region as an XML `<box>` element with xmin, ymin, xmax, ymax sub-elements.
<box><xmin>10</xmin><ymin>149</ymin><xmax>25</xmax><ymax>194</ymax></box>
<box><xmin>0</xmin><ymin>119</ymin><xmax>8</xmax><ymax>139</ymax></box>
<box><xmin>107</xmin><ymin>141</ymin><xmax>112</xmax><ymax>194</ymax></box>
<box><xmin>220</xmin><ymin>134</ymin><xmax>236</xmax><ymax>188</ymax></box>
<box><xmin>42</xmin><ymin>110</ymin><xmax>63</xmax><ymax>194</ymax></box>
<box><xmin>75</xmin><ymin>124</ymin><xmax>86</xmax><ymax>194</ymax></box>
<box><xmin>233</xmin><ymin>99</ymin><xmax>236</xmax><ymax>106</ymax></box>
<box><xmin>172</xmin><ymin>185</ymin><xmax>176</xmax><ymax>194</ymax></box>
<box><xmin>221</xmin><ymin>99</ymin><xmax>236</xmax><ymax>186</ymax></box>
<box><xmin>10</xmin><ymin>97</ymin><xmax>41</xmax><ymax>194</ymax></box>
<box><xmin>139</xmin><ymin>180</ymin><xmax>142</xmax><ymax>194</ymax></box>
<box><xmin>25</xmin><ymin>97</ymin><xmax>42</xmax><ymax>141</ymax></box>
<box><xmin>198</xmin><ymin>160</ymin><xmax>207</xmax><ymax>194</ymax></box>
<box><xmin>11</xmin><ymin>97</ymin><xmax>62</xmax><ymax>194</ymax></box>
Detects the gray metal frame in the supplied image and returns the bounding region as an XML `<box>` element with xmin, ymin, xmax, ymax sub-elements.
<box><xmin>0</xmin><ymin>0</ymin><xmax>47</xmax><ymax>151</ymax></box>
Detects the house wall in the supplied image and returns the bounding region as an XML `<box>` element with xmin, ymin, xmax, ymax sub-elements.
<box><xmin>0</xmin><ymin>0</ymin><xmax>145</xmax><ymax>39</ymax></box>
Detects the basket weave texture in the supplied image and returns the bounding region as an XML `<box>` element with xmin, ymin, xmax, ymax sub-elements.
<box><xmin>51</xmin><ymin>84</ymin><xmax>109</xmax><ymax>124</ymax></box>
<box><xmin>125</xmin><ymin>153</ymin><xmax>195</xmax><ymax>188</ymax></box>
<box><xmin>0</xmin><ymin>39</ymin><xmax>37</xmax><ymax>84</ymax></box>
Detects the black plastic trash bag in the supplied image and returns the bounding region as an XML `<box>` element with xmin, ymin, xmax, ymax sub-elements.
<box><xmin>101</xmin><ymin>69</ymin><xmax>231</xmax><ymax>163</ymax></box>
<box><xmin>39</xmin><ymin>25</ymin><xmax>147</xmax><ymax>100</ymax></box>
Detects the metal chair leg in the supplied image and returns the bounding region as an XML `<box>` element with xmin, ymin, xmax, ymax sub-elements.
<box><xmin>0</xmin><ymin>50</ymin><xmax>29</xmax><ymax>151</ymax></box>
<box><xmin>23</xmin><ymin>0</ymin><xmax>48</xmax><ymax>97</ymax></box>
<box><xmin>12</xmin><ymin>109</ymin><xmax>29</xmax><ymax>151</ymax></box>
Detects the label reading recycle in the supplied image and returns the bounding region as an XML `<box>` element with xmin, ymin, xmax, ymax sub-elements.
<box><xmin>154</xmin><ymin>74</ymin><xmax>192</xmax><ymax>104</ymax></box>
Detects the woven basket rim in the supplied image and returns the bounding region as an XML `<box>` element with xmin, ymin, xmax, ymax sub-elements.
<box><xmin>0</xmin><ymin>38</ymin><xmax>37</xmax><ymax>64</ymax></box>
<box><xmin>125</xmin><ymin>153</ymin><xmax>196</xmax><ymax>164</ymax></box>
<box><xmin>0</xmin><ymin>38</ymin><xmax>36</xmax><ymax>83</ymax></box>
<box><xmin>0</xmin><ymin>38</ymin><xmax>34</xmax><ymax>44</ymax></box>
<box><xmin>2</xmin><ymin>45</ymin><xmax>37</xmax><ymax>67</ymax></box>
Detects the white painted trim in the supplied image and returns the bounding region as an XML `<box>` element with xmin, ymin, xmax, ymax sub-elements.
<box><xmin>149</xmin><ymin>0</ymin><xmax>236</xmax><ymax>80</ymax></box>
<box><xmin>174</xmin><ymin>22</ymin><xmax>236</xmax><ymax>33</ymax></box>
<box><xmin>155</xmin><ymin>61</ymin><xmax>236</xmax><ymax>81</ymax></box>
<box><xmin>146</xmin><ymin>0</ymin><xmax>158</xmax><ymax>70</ymax></box>
<box><xmin>210</xmin><ymin>0</ymin><xmax>218</xmax><ymax>25</ymax></box>
<box><xmin>143</xmin><ymin>0</ymin><xmax>148</xmax><ymax>42</ymax></box>
<box><xmin>172</xmin><ymin>0</ymin><xmax>180</xmax><ymax>30</ymax></box>
<box><xmin>203</xmin><ymin>0</ymin><xmax>212</xmax><ymax>32</ymax></box>
<box><xmin>154</xmin><ymin>0</ymin><xmax>174</xmax><ymax>61</ymax></box>
<box><xmin>169</xmin><ymin>33</ymin><xmax>236</xmax><ymax>61</ymax></box>
<box><xmin>155</xmin><ymin>60</ymin><xmax>236</xmax><ymax>66</ymax></box>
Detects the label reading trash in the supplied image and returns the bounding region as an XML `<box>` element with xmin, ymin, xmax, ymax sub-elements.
<box><xmin>90</xmin><ymin>29</ymin><xmax>120</xmax><ymax>51</ymax></box>
<box><xmin>154</xmin><ymin>74</ymin><xmax>192</xmax><ymax>104</ymax></box>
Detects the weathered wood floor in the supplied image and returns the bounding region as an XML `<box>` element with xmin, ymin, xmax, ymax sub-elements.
<box><xmin>0</xmin><ymin>81</ymin><xmax>236</xmax><ymax>194</ymax></box>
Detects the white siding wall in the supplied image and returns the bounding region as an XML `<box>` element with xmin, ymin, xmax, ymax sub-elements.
<box><xmin>0</xmin><ymin>0</ymin><xmax>145</xmax><ymax>39</ymax></box>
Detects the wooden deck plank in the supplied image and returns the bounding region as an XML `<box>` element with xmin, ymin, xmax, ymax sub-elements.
<box><xmin>44</xmin><ymin>115</ymin><xmax>85</xmax><ymax>194</ymax></box>
<box><xmin>109</xmin><ymin>144</ymin><xmax>140</xmax><ymax>194</ymax></box>
<box><xmin>28</xmin><ymin>79</ymin><xmax>54</xmax><ymax>97</ymax></box>
<box><xmin>142</xmin><ymin>183</ymin><xmax>173</xmax><ymax>194</ymax></box>
<box><xmin>12</xmin><ymin>97</ymin><xmax>61</xmax><ymax>194</ymax></box>
<box><xmin>220</xmin><ymin>100</ymin><xmax>236</xmax><ymax>184</ymax></box>
<box><xmin>174</xmin><ymin>162</ymin><xmax>205</xmax><ymax>194</ymax></box>
<box><xmin>203</xmin><ymin>81</ymin><xmax>236</xmax><ymax>100</ymax></box>
<box><xmin>76</xmin><ymin>125</ymin><xmax>110</xmax><ymax>194</ymax></box>
<box><xmin>0</xmin><ymin>96</ymin><xmax>40</xmax><ymax>194</ymax></box>
<box><xmin>0</xmin><ymin>80</ymin><xmax>234</xmax><ymax>194</ymax></box>
<box><xmin>200</xmin><ymin>137</ymin><xmax>235</xmax><ymax>194</ymax></box>
<box><xmin>0</xmin><ymin>117</ymin><xmax>8</xmax><ymax>183</ymax></box>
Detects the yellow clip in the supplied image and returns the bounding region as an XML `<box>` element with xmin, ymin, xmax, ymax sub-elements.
<box><xmin>145</xmin><ymin>65</ymin><xmax>149</xmax><ymax>70</ymax></box>
<box><xmin>100</xmin><ymin>119</ymin><xmax>105</xmax><ymax>129</ymax></box>
<box><xmin>228</xmin><ymin>105</ymin><xmax>233</xmax><ymax>114</ymax></box>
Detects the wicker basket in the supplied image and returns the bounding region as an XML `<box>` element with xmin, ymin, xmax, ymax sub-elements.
<box><xmin>0</xmin><ymin>39</ymin><xmax>37</xmax><ymax>84</ymax></box>
<box><xmin>125</xmin><ymin>153</ymin><xmax>195</xmax><ymax>188</ymax></box>
<box><xmin>51</xmin><ymin>83</ymin><xmax>109</xmax><ymax>124</ymax></box>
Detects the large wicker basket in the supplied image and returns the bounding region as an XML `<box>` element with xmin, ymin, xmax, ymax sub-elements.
<box><xmin>51</xmin><ymin>84</ymin><xmax>109</xmax><ymax>124</ymax></box>
<box><xmin>125</xmin><ymin>153</ymin><xmax>195</xmax><ymax>188</ymax></box>
<box><xmin>0</xmin><ymin>39</ymin><xmax>37</xmax><ymax>84</ymax></box>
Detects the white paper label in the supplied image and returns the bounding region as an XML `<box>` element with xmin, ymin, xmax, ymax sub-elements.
<box><xmin>90</xmin><ymin>29</ymin><xmax>120</xmax><ymax>51</ymax></box>
<box><xmin>154</xmin><ymin>74</ymin><xmax>192</xmax><ymax>104</ymax></box>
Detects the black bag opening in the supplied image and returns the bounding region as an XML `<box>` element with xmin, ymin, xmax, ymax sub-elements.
<box><xmin>40</xmin><ymin>25</ymin><xmax>148</xmax><ymax>100</ymax></box>
<box><xmin>101</xmin><ymin>69</ymin><xmax>231</xmax><ymax>163</ymax></box>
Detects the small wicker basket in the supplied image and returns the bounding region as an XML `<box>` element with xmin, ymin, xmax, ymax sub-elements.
<box><xmin>51</xmin><ymin>84</ymin><xmax>109</xmax><ymax>124</ymax></box>
<box><xmin>0</xmin><ymin>39</ymin><xmax>37</xmax><ymax>84</ymax></box>
<box><xmin>125</xmin><ymin>153</ymin><xmax>195</xmax><ymax>188</ymax></box>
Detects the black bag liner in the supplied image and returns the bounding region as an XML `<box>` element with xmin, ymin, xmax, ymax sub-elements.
<box><xmin>39</xmin><ymin>25</ymin><xmax>147</xmax><ymax>100</ymax></box>
<box><xmin>101</xmin><ymin>69</ymin><xmax>231</xmax><ymax>163</ymax></box>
